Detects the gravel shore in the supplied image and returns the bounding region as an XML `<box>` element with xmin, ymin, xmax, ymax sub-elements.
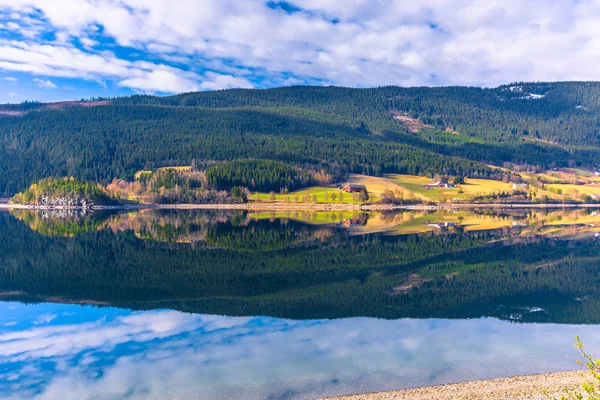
<box><xmin>323</xmin><ymin>370</ymin><xmax>589</xmax><ymax>400</ymax></box>
<box><xmin>2</xmin><ymin>203</ymin><xmax>599</xmax><ymax>211</ymax></box>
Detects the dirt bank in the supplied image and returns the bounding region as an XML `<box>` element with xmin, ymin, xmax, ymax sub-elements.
<box><xmin>322</xmin><ymin>370</ymin><xmax>588</xmax><ymax>400</ymax></box>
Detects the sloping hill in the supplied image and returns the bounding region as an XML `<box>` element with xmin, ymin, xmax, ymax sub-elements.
<box><xmin>1</xmin><ymin>82</ymin><xmax>599</xmax><ymax>195</ymax></box>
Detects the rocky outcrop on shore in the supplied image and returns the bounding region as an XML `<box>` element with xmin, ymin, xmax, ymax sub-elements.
<box><xmin>32</xmin><ymin>195</ymin><xmax>96</xmax><ymax>208</ymax></box>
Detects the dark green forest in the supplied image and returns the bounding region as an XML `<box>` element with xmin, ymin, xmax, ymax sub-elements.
<box><xmin>1</xmin><ymin>210</ymin><xmax>599</xmax><ymax>324</ymax></box>
<box><xmin>205</xmin><ymin>159</ymin><xmax>327</xmax><ymax>192</ymax></box>
<box><xmin>2</xmin><ymin>82</ymin><xmax>600</xmax><ymax>195</ymax></box>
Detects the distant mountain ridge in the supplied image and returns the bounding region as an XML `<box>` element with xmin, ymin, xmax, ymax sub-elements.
<box><xmin>1</xmin><ymin>82</ymin><xmax>599</xmax><ymax>195</ymax></box>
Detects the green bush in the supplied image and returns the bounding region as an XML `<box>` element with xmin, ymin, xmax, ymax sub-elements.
<box><xmin>545</xmin><ymin>337</ymin><xmax>600</xmax><ymax>400</ymax></box>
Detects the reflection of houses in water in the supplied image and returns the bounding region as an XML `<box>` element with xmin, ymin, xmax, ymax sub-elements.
<box><xmin>339</xmin><ymin>214</ymin><xmax>369</xmax><ymax>229</ymax></box>
<box><xmin>343</xmin><ymin>218</ymin><xmax>363</xmax><ymax>227</ymax></box>
<box><xmin>426</xmin><ymin>221</ymin><xmax>456</xmax><ymax>229</ymax></box>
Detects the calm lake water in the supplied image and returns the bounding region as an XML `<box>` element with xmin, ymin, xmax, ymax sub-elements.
<box><xmin>1</xmin><ymin>208</ymin><xmax>600</xmax><ymax>399</ymax></box>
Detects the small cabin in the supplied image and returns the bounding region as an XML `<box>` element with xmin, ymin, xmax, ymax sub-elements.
<box><xmin>592</xmin><ymin>194</ymin><xmax>600</xmax><ymax>200</ymax></box>
<box><xmin>512</xmin><ymin>183</ymin><xmax>529</xmax><ymax>189</ymax></box>
<box><xmin>344</xmin><ymin>184</ymin><xmax>366</xmax><ymax>193</ymax></box>
<box><xmin>426</xmin><ymin>182</ymin><xmax>455</xmax><ymax>189</ymax></box>
<box><xmin>426</xmin><ymin>182</ymin><xmax>445</xmax><ymax>189</ymax></box>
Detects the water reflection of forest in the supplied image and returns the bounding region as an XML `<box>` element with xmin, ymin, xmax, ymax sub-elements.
<box><xmin>9</xmin><ymin>208</ymin><xmax>600</xmax><ymax>241</ymax></box>
<box><xmin>1</xmin><ymin>209</ymin><xmax>599</xmax><ymax>324</ymax></box>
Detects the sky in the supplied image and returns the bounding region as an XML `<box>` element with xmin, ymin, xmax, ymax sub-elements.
<box><xmin>1</xmin><ymin>0</ymin><xmax>600</xmax><ymax>102</ymax></box>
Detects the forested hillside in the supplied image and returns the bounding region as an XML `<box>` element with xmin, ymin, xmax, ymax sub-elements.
<box><xmin>1</xmin><ymin>82</ymin><xmax>600</xmax><ymax>195</ymax></box>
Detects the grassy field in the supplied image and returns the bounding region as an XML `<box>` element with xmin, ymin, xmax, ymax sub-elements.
<box><xmin>130</xmin><ymin>166</ymin><xmax>600</xmax><ymax>205</ymax></box>
<box><xmin>251</xmin><ymin>187</ymin><xmax>361</xmax><ymax>204</ymax></box>
<box><xmin>347</xmin><ymin>174</ymin><xmax>410</xmax><ymax>201</ymax></box>
<box><xmin>250</xmin><ymin>174</ymin><xmax>410</xmax><ymax>204</ymax></box>
<box><xmin>545</xmin><ymin>183</ymin><xmax>600</xmax><ymax>199</ymax></box>
<box><xmin>250</xmin><ymin>173</ymin><xmax>600</xmax><ymax>205</ymax></box>
<box><xmin>387</xmin><ymin>175</ymin><xmax>516</xmax><ymax>202</ymax></box>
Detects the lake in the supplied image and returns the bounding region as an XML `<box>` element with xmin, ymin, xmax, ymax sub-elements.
<box><xmin>1</xmin><ymin>208</ymin><xmax>599</xmax><ymax>399</ymax></box>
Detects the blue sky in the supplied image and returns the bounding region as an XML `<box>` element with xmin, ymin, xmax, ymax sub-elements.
<box><xmin>1</xmin><ymin>0</ymin><xmax>600</xmax><ymax>103</ymax></box>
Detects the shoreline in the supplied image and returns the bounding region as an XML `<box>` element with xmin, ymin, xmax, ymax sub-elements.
<box><xmin>1</xmin><ymin>202</ymin><xmax>600</xmax><ymax>211</ymax></box>
<box><xmin>322</xmin><ymin>370</ymin><xmax>589</xmax><ymax>400</ymax></box>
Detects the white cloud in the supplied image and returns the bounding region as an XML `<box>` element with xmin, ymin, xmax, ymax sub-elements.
<box><xmin>78</xmin><ymin>37</ymin><xmax>97</xmax><ymax>49</ymax></box>
<box><xmin>2</xmin><ymin>76</ymin><xmax>18</xmax><ymax>81</ymax></box>
<box><xmin>0</xmin><ymin>40</ymin><xmax>205</xmax><ymax>93</ymax></box>
<box><xmin>117</xmin><ymin>68</ymin><xmax>200</xmax><ymax>93</ymax></box>
<box><xmin>199</xmin><ymin>72</ymin><xmax>253</xmax><ymax>90</ymax></box>
<box><xmin>33</xmin><ymin>77</ymin><xmax>57</xmax><ymax>89</ymax></box>
<box><xmin>1</xmin><ymin>0</ymin><xmax>600</xmax><ymax>91</ymax></box>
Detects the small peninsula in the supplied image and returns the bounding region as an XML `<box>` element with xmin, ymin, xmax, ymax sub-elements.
<box><xmin>11</xmin><ymin>177</ymin><xmax>117</xmax><ymax>208</ymax></box>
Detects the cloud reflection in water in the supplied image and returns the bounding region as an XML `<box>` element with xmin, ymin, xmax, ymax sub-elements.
<box><xmin>0</xmin><ymin>302</ymin><xmax>598</xmax><ymax>400</ymax></box>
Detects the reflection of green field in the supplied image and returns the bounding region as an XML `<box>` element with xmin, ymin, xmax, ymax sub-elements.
<box><xmin>252</xmin><ymin>209</ymin><xmax>600</xmax><ymax>236</ymax></box>
<box><xmin>252</xmin><ymin>187</ymin><xmax>364</xmax><ymax>204</ymax></box>
<box><xmin>250</xmin><ymin>210</ymin><xmax>365</xmax><ymax>224</ymax></box>
<box><xmin>387</xmin><ymin>213</ymin><xmax>439</xmax><ymax>234</ymax></box>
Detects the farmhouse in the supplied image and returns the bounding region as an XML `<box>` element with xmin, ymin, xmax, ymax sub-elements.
<box><xmin>512</xmin><ymin>183</ymin><xmax>529</xmax><ymax>189</ymax></box>
<box><xmin>426</xmin><ymin>182</ymin><xmax>445</xmax><ymax>189</ymax></box>
<box><xmin>344</xmin><ymin>183</ymin><xmax>367</xmax><ymax>193</ymax></box>
<box><xmin>426</xmin><ymin>182</ymin><xmax>456</xmax><ymax>189</ymax></box>
<box><xmin>592</xmin><ymin>194</ymin><xmax>600</xmax><ymax>200</ymax></box>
